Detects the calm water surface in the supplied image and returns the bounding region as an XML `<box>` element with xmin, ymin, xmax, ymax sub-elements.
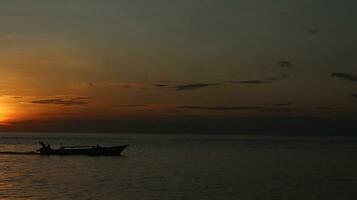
<box><xmin>0</xmin><ymin>133</ymin><xmax>357</xmax><ymax>200</ymax></box>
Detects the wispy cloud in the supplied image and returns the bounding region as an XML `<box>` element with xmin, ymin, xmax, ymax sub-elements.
<box><xmin>331</xmin><ymin>72</ymin><xmax>357</xmax><ymax>82</ymax></box>
<box><xmin>275</xmin><ymin>103</ymin><xmax>294</xmax><ymax>106</ymax></box>
<box><xmin>177</xmin><ymin>105</ymin><xmax>292</xmax><ymax>112</ymax></box>
<box><xmin>95</xmin><ymin>81</ymin><xmax>219</xmax><ymax>91</ymax></box>
<box><xmin>178</xmin><ymin>105</ymin><xmax>266</xmax><ymax>111</ymax></box>
<box><xmin>226</xmin><ymin>76</ymin><xmax>287</xmax><ymax>85</ymax></box>
<box><xmin>72</xmin><ymin>96</ymin><xmax>90</xmax><ymax>100</ymax></box>
<box><xmin>121</xmin><ymin>83</ymin><xmax>150</xmax><ymax>89</ymax></box>
<box><xmin>111</xmin><ymin>104</ymin><xmax>148</xmax><ymax>108</ymax></box>
<box><xmin>154</xmin><ymin>84</ymin><xmax>169</xmax><ymax>88</ymax></box>
<box><xmin>228</xmin><ymin>80</ymin><xmax>271</xmax><ymax>85</ymax></box>
<box><xmin>31</xmin><ymin>97</ymin><xmax>89</xmax><ymax>106</ymax></box>
<box><xmin>174</xmin><ymin>83</ymin><xmax>219</xmax><ymax>91</ymax></box>
<box><xmin>159</xmin><ymin>109</ymin><xmax>184</xmax><ymax>114</ymax></box>
<box><xmin>279</xmin><ymin>60</ymin><xmax>294</xmax><ymax>68</ymax></box>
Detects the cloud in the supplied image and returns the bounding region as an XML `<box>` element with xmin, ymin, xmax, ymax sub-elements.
<box><xmin>98</xmin><ymin>81</ymin><xmax>218</xmax><ymax>91</ymax></box>
<box><xmin>154</xmin><ymin>84</ymin><xmax>169</xmax><ymax>87</ymax></box>
<box><xmin>93</xmin><ymin>81</ymin><xmax>150</xmax><ymax>90</ymax></box>
<box><xmin>331</xmin><ymin>72</ymin><xmax>357</xmax><ymax>82</ymax></box>
<box><xmin>177</xmin><ymin>105</ymin><xmax>293</xmax><ymax>113</ymax></box>
<box><xmin>159</xmin><ymin>109</ymin><xmax>184</xmax><ymax>114</ymax></box>
<box><xmin>177</xmin><ymin>105</ymin><xmax>266</xmax><ymax>111</ymax></box>
<box><xmin>275</xmin><ymin>103</ymin><xmax>294</xmax><ymax>106</ymax></box>
<box><xmin>173</xmin><ymin>83</ymin><xmax>219</xmax><ymax>91</ymax></box>
<box><xmin>31</xmin><ymin>97</ymin><xmax>89</xmax><ymax>106</ymax></box>
<box><xmin>72</xmin><ymin>96</ymin><xmax>90</xmax><ymax>100</ymax></box>
<box><xmin>228</xmin><ymin>80</ymin><xmax>271</xmax><ymax>85</ymax></box>
<box><xmin>226</xmin><ymin>76</ymin><xmax>287</xmax><ymax>85</ymax></box>
<box><xmin>279</xmin><ymin>60</ymin><xmax>294</xmax><ymax>68</ymax></box>
<box><xmin>111</xmin><ymin>104</ymin><xmax>148</xmax><ymax>108</ymax></box>
<box><xmin>121</xmin><ymin>83</ymin><xmax>149</xmax><ymax>89</ymax></box>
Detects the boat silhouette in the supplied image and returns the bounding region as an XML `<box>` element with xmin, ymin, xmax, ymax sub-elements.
<box><xmin>37</xmin><ymin>142</ymin><xmax>129</xmax><ymax>156</ymax></box>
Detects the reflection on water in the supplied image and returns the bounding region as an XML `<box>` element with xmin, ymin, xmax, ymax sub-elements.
<box><xmin>1</xmin><ymin>133</ymin><xmax>357</xmax><ymax>199</ymax></box>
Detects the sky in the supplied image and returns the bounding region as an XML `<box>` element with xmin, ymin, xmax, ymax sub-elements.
<box><xmin>0</xmin><ymin>0</ymin><xmax>357</xmax><ymax>134</ymax></box>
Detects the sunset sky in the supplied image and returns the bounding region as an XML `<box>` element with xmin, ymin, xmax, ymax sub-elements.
<box><xmin>0</xmin><ymin>0</ymin><xmax>357</xmax><ymax>133</ymax></box>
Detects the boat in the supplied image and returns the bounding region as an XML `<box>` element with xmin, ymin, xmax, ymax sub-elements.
<box><xmin>37</xmin><ymin>142</ymin><xmax>129</xmax><ymax>156</ymax></box>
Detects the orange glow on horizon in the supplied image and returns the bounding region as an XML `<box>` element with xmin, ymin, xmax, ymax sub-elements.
<box><xmin>0</xmin><ymin>104</ymin><xmax>10</xmax><ymax>123</ymax></box>
<box><xmin>0</xmin><ymin>102</ymin><xmax>25</xmax><ymax>123</ymax></box>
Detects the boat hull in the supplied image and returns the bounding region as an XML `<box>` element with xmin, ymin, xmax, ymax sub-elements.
<box><xmin>39</xmin><ymin>145</ymin><xmax>129</xmax><ymax>156</ymax></box>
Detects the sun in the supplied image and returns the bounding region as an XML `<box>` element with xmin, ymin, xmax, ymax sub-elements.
<box><xmin>0</xmin><ymin>104</ymin><xmax>10</xmax><ymax>123</ymax></box>
<box><xmin>0</xmin><ymin>108</ymin><xmax>5</xmax><ymax>122</ymax></box>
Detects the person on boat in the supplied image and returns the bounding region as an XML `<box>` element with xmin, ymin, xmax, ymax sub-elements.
<box><xmin>38</xmin><ymin>141</ymin><xmax>51</xmax><ymax>153</ymax></box>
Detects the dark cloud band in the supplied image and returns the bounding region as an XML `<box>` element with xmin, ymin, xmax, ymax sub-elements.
<box><xmin>331</xmin><ymin>73</ymin><xmax>357</xmax><ymax>81</ymax></box>
<box><xmin>31</xmin><ymin>97</ymin><xmax>88</xmax><ymax>106</ymax></box>
<box><xmin>174</xmin><ymin>83</ymin><xmax>219</xmax><ymax>91</ymax></box>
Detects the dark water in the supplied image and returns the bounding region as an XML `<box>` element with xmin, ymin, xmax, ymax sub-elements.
<box><xmin>1</xmin><ymin>133</ymin><xmax>357</xmax><ymax>200</ymax></box>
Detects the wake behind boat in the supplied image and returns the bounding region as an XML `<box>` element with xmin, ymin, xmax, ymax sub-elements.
<box><xmin>37</xmin><ymin>142</ymin><xmax>129</xmax><ymax>156</ymax></box>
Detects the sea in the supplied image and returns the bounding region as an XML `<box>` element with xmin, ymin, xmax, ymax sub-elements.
<box><xmin>0</xmin><ymin>132</ymin><xmax>357</xmax><ymax>200</ymax></box>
